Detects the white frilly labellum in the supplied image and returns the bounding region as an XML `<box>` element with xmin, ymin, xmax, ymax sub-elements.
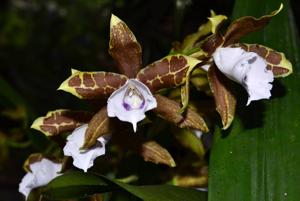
<box><xmin>19</xmin><ymin>159</ymin><xmax>62</xmax><ymax>199</ymax></box>
<box><xmin>213</xmin><ymin>47</ymin><xmax>274</xmax><ymax>105</ymax></box>
<box><xmin>63</xmin><ymin>124</ymin><xmax>110</xmax><ymax>172</ymax></box>
<box><xmin>107</xmin><ymin>79</ymin><xmax>157</xmax><ymax>132</ymax></box>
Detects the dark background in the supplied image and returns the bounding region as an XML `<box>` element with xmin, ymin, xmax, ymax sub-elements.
<box><xmin>0</xmin><ymin>0</ymin><xmax>299</xmax><ymax>200</ymax></box>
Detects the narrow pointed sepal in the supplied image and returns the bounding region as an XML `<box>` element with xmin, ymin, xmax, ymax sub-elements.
<box><xmin>109</xmin><ymin>14</ymin><xmax>142</xmax><ymax>78</ymax></box>
<box><xmin>31</xmin><ymin>110</ymin><xmax>93</xmax><ymax>136</ymax></box>
<box><xmin>82</xmin><ymin>106</ymin><xmax>112</xmax><ymax>149</ymax></box>
<box><xmin>58</xmin><ymin>70</ymin><xmax>128</xmax><ymax>99</ymax></box>
<box><xmin>137</xmin><ymin>55</ymin><xmax>200</xmax><ymax>92</ymax></box>
<box><xmin>207</xmin><ymin>65</ymin><xmax>236</xmax><ymax>129</ymax></box>
<box><xmin>224</xmin><ymin>4</ymin><xmax>283</xmax><ymax>46</ymax></box>
<box><xmin>153</xmin><ymin>95</ymin><xmax>209</xmax><ymax>132</ymax></box>
<box><xmin>232</xmin><ymin>43</ymin><xmax>293</xmax><ymax>77</ymax></box>
<box><xmin>140</xmin><ymin>141</ymin><xmax>176</xmax><ymax>167</ymax></box>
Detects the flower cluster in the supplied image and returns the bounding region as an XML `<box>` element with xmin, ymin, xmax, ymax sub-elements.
<box><xmin>20</xmin><ymin>5</ymin><xmax>293</xmax><ymax>200</ymax></box>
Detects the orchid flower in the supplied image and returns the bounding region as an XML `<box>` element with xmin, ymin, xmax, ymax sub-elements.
<box><xmin>31</xmin><ymin>14</ymin><xmax>210</xmax><ymax>170</ymax></box>
<box><xmin>173</xmin><ymin>4</ymin><xmax>293</xmax><ymax>129</ymax></box>
<box><xmin>63</xmin><ymin>124</ymin><xmax>110</xmax><ymax>172</ymax></box>
<box><xmin>19</xmin><ymin>155</ymin><xmax>62</xmax><ymax>199</ymax></box>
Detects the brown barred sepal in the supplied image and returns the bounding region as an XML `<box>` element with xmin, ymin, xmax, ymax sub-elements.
<box><xmin>82</xmin><ymin>106</ymin><xmax>112</xmax><ymax>149</ymax></box>
<box><xmin>140</xmin><ymin>141</ymin><xmax>176</xmax><ymax>167</ymax></box>
<box><xmin>153</xmin><ymin>95</ymin><xmax>209</xmax><ymax>132</ymax></box>
<box><xmin>232</xmin><ymin>43</ymin><xmax>293</xmax><ymax>77</ymax></box>
<box><xmin>109</xmin><ymin>14</ymin><xmax>142</xmax><ymax>78</ymax></box>
<box><xmin>31</xmin><ymin>110</ymin><xmax>92</xmax><ymax>136</ymax></box>
<box><xmin>224</xmin><ymin>4</ymin><xmax>283</xmax><ymax>46</ymax></box>
<box><xmin>137</xmin><ymin>55</ymin><xmax>200</xmax><ymax>92</ymax></box>
<box><xmin>208</xmin><ymin>65</ymin><xmax>236</xmax><ymax>129</ymax></box>
<box><xmin>58</xmin><ymin>70</ymin><xmax>128</xmax><ymax>99</ymax></box>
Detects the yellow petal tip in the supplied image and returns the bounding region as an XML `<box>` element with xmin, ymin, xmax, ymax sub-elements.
<box><xmin>110</xmin><ymin>13</ymin><xmax>122</xmax><ymax>28</ymax></box>
<box><xmin>30</xmin><ymin>117</ymin><xmax>43</xmax><ymax>130</ymax></box>
<box><xmin>57</xmin><ymin>79</ymin><xmax>68</xmax><ymax>91</ymax></box>
<box><xmin>71</xmin><ymin>68</ymin><xmax>80</xmax><ymax>74</ymax></box>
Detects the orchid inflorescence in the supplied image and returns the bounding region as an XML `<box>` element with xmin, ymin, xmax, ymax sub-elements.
<box><xmin>20</xmin><ymin>4</ymin><xmax>293</xmax><ymax>200</ymax></box>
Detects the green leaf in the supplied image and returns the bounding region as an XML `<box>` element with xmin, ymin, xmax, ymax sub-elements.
<box><xmin>44</xmin><ymin>171</ymin><xmax>207</xmax><ymax>201</ymax></box>
<box><xmin>44</xmin><ymin>171</ymin><xmax>116</xmax><ymax>200</ymax></box>
<box><xmin>209</xmin><ymin>1</ymin><xmax>300</xmax><ymax>201</ymax></box>
<box><xmin>112</xmin><ymin>179</ymin><xmax>207</xmax><ymax>201</ymax></box>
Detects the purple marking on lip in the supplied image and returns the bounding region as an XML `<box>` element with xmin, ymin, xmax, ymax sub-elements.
<box><xmin>122</xmin><ymin>100</ymin><xmax>145</xmax><ymax>111</ymax></box>
<box><xmin>139</xmin><ymin>100</ymin><xmax>145</xmax><ymax>109</ymax></box>
<box><xmin>123</xmin><ymin>102</ymin><xmax>131</xmax><ymax>111</ymax></box>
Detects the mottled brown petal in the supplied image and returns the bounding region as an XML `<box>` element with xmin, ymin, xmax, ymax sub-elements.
<box><xmin>31</xmin><ymin>110</ymin><xmax>93</xmax><ymax>136</ymax></box>
<box><xmin>136</xmin><ymin>55</ymin><xmax>200</xmax><ymax>92</ymax></box>
<box><xmin>224</xmin><ymin>4</ymin><xmax>283</xmax><ymax>46</ymax></box>
<box><xmin>109</xmin><ymin>14</ymin><xmax>142</xmax><ymax>78</ymax></box>
<box><xmin>201</xmin><ymin>31</ymin><xmax>225</xmax><ymax>56</ymax></box>
<box><xmin>153</xmin><ymin>95</ymin><xmax>209</xmax><ymax>132</ymax></box>
<box><xmin>232</xmin><ymin>43</ymin><xmax>293</xmax><ymax>77</ymax></box>
<box><xmin>82</xmin><ymin>106</ymin><xmax>112</xmax><ymax>149</ymax></box>
<box><xmin>208</xmin><ymin>65</ymin><xmax>236</xmax><ymax>129</ymax></box>
<box><xmin>58</xmin><ymin>70</ymin><xmax>128</xmax><ymax>99</ymax></box>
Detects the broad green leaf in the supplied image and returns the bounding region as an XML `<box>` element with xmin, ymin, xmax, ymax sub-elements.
<box><xmin>44</xmin><ymin>171</ymin><xmax>115</xmax><ymax>200</ymax></box>
<box><xmin>44</xmin><ymin>171</ymin><xmax>207</xmax><ymax>201</ymax></box>
<box><xmin>112</xmin><ymin>179</ymin><xmax>207</xmax><ymax>201</ymax></box>
<box><xmin>209</xmin><ymin>1</ymin><xmax>300</xmax><ymax>201</ymax></box>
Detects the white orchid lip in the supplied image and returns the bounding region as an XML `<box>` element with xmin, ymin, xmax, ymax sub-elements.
<box><xmin>213</xmin><ymin>47</ymin><xmax>274</xmax><ymax>105</ymax></box>
<box><xmin>107</xmin><ymin>79</ymin><xmax>157</xmax><ymax>132</ymax></box>
<box><xmin>63</xmin><ymin>124</ymin><xmax>110</xmax><ymax>172</ymax></box>
<box><xmin>123</xmin><ymin>83</ymin><xmax>146</xmax><ymax>110</ymax></box>
<box><xmin>19</xmin><ymin>158</ymin><xmax>62</xmax><ymax>199</ymax></box>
